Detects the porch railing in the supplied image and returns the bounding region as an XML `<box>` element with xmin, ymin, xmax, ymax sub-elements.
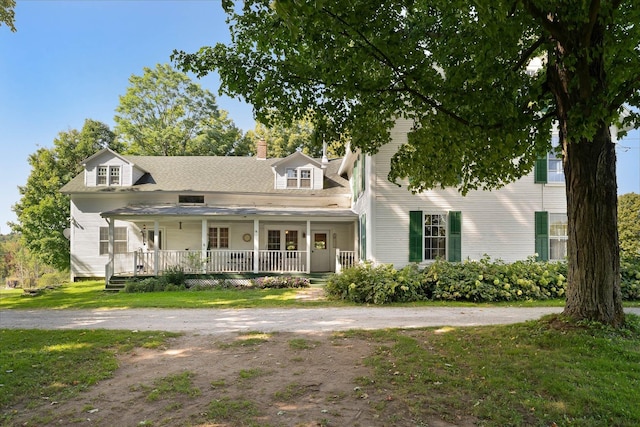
<box><xmin>109</xmin><ymin>248</ymin><xmax>356</xmax><ymax>278</ymax></box>
<box><xmin>336</xmin><ymin>249</ymin><xmax>357</xmax><ymax>273</ymax></box>
<box><xmin>111</xmin><ymin>249</ymin><xmax>309</xmax><ymax>276</ymax></box>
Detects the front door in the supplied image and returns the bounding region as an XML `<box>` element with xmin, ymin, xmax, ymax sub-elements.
<box><xmin>310</xmin><ymin>230</ymin><xmax>331</xmax><ymax>272</ymax></box>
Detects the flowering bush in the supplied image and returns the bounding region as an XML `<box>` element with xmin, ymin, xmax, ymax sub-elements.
<box><xmin>253</xmin><ymin>275</ymin><xmax>310</xmax><ymax>289</ymax></box>
<box><xmin>621</xmin><ymin>256</ymin><xmax>640</xmax><ymax>300</ymax></box>
<box><xmin>326</xmin><ymin>257</ymin><xmax>572</xmax><ymax>303</ymax></box>
<box><xmin>425</xmin><ymin>256</ymin><xmax>568</xmax><ymax>302</ymax></box>
<box><xmin>325</xmin><ymin>262</ymin><xmax>426</xmax><ymax>304</ymax></box>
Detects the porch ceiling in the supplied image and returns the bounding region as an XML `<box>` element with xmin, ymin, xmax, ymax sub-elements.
<box><xmin>100</xmin><ymin>205</ymin><xmax>358</xmax><ymax>219</ymax></box>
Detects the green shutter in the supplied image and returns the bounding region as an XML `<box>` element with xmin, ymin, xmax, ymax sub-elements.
<box><xmin>359</xmin><ymin>214</ymin><xmax>367</xmax><ymax>261</ymax></box>
<box><xmin>534</xmin><ymin>156</ymin><xmax>548</xmax><ymax>183</ymax></box>
<box><xmin>409</xmin><ymin>211</ymin><xmax>423</xmax><ymax>262</ymax></box>
<box><xmin>448</xmin><ymin>211</ymin><xmax>462</xmax><ymax>262</ymax></box>
<box><xmin>535</xmin><ymin>211</ymin><xmax>549</xmax><ymax>261</ymax></box>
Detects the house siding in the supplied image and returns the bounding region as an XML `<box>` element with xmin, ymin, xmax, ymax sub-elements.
<box><xmin>365</xmin><ymin>119</ymin><xmax>567</xmax><ymax>266</ymax></box>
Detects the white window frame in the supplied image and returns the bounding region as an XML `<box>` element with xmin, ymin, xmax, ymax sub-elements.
<box><xmin>285</xmin><ymin>167</ymin><xmax>312</xmax><ymax>188</ymax></box>
<box><xmin>549</xmin><ymin>213</ymin><xmax>568</xmax><ymax>260</ymax></box>
<box><xmin>208</xmin><ymin>227</ymin><xmax>230</xmax><ymax>249</ymax></box>
<box><xmin>424</xmin><ymin>213</ymin><xmax>447</xmax><ymax>261</ymax></box>
<box><xmin>548</xmin><ymin>135</ymin><xmax>565</xmax><ymax>183</ymax></box>
<box><xmin>97</xmin><ymin>167</ymin><xmax>108</xmax><ymax>185</ymax></box>
<box><xmin>99</xmin><ymin>226</ymin><xmax>127</xmax><ymax>255</ymax></box>
<box><xmin>97</xmin><ymin>165</ymin><xmax>121</xmax><ymax>186</ymax></box>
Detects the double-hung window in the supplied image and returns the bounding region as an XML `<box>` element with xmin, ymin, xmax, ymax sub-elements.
<box><xmin>208</xmin><ymin>227</ymin><xmax>229</xmax><ymax>249</ymax></box>
<box><xmin>99</xmin><ymin>227</ymin><xmax>127</xmax><ymax>255</ymax></box>
<box><xmin>286</xmin><ymin>169</ymin><xmax>298</xmax><ymax>188</ymax></box>
<box><xmin>267</xmin><ymin>230</ymin><xmax>281</xmax><ymax>250</ymax></box>
<box><xmin>424</xmin><ymin>214</ymin><xmax>447</xmax><ymax>260</ymax></box>
<box><xmin>535</xmin><ymin>212</ymin><xmax>568</xmax><ymax>260</ymax></box>
<box><xmin>286</xmin><ymin>168</ymin><xmax>312</xmax><ymax>188</ymax></box>
<box><xmin>97</xmin><ymin>165</ymin><xmax>121</xmax><ymax>186</ymax></box>
<box><xmin>549</xmin><ymin>213</ymin><xmax>568</xmax><ymax>260</ymax></box>
<box><xmin>535</xmin><ymin>134</ymin><xmax>565</xmax><ymax>184</ymax></box>
<box><xmin>409</xmin><ymin>211</ymin><xmax>461</xmax><ymax>262</ymax></box>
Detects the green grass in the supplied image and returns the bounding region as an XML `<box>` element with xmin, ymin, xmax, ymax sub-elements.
<box><xmin>140</xmin><ymin>371</ymin><xmax>201</xmax><ymax>401</ymax></box>
<box><xmin>0</xmin><ymin>280</ymin><xmax>340</xmax><ymax>310</ymax></box>
<box><xmin>0</xmin><ymin>329</ymin><xmax>178</xmax><ymax>412</ymax></box>
<box><xmin>6</xmin><ymin>280</ymin><xmax>628</xmax><ymax>310</ymax></box>
<box><xmin>206</xmin><ymin>397</ymin><xmax>261</xmax><ymax>425</ymax></box>
<box><xmin>341</xmin><ymin>314</ymin><xmax>640</xmax><ymax>426</ymax></box>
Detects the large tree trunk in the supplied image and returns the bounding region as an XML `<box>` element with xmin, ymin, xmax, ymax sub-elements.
<box><xmin>562</xmin><ymin>122</ymin><xmax>625</xmax><ymax>327</ymax></box>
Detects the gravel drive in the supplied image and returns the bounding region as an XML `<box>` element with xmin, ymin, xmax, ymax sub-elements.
<box><xmin>3</xmin><ymin>307</ymin><xmax>638</xmax><ymax>334</ymax></box>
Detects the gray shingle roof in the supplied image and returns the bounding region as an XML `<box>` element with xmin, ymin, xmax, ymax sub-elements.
<box><xmin>61</xmin><ymin>156</ymin><xmax>350</xmax><ymax>196</ymax></box>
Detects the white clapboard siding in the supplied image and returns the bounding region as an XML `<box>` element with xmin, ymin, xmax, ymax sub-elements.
<box><xmin>365</xmin><ymin>118</ymin><xmax>567</xmax><ymax>266</ymax></box>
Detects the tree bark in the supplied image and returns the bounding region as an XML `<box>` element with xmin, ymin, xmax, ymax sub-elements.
<box><xmin>544</xmin><ymin>10</ymin><xmax>626</xmax><ymax>327</ymax></box>
<box><xmin>562</xmin><ymin>123</ymin><xmax>625</xmax><ymax>327</ymax></box>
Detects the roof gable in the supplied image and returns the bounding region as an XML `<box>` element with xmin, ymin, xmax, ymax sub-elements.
<box><xmin>271</xmin><ymin>151</ymin><xmax>322</xmax><ymax>169</ymax></box>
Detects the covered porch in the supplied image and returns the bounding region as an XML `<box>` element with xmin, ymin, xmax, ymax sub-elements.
<box><xmin>101</xmin><ymin>206</ymin><xmax>359</xmax><ymax>284</ymax></box>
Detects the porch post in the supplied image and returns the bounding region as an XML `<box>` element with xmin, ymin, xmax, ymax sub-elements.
<box><xmin>253</xmin><ymin>219</ymin><xmax>259</xmax><ymax>273</ymax></box>
<box><xmin>153</xmin><ymin>220</ymin><xmax>159</xmax><ymax>276</ymax></box>
<box><xmin>201</xmin><ymin>219</ymin><xmax>208</xmax><ymax>273</ymax></box>
<box><xmin>306</xmin><ymin>220</ymin><xmax>311</xmax><ymax>273</ymax></box>
<box><xmin>107</xmin><ymin>218</ymin><xmax>114</xmax><ymax>284</ymax></box>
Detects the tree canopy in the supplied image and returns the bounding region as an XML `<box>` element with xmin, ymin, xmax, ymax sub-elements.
<box><xmin>0</xmin><ymin>0</ymin><xmax>16</xmax><ymax>32</ymax></box>
<box><xmin>11</xmin><ymin>120</ymin><xmax>119</xmax><ymax>271</ymax></box>
<box><xmin>114</xmin><ymin>63</ymin><xmax>244</xmax><ymax>156</ymax></box>
<box><xmin>175</xmin><ymin>0</ymin><xmax>640</xmax><ymax>326</ymax></box>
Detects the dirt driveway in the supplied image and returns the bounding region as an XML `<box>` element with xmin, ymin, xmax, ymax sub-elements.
<box><xmin>3</xmin><ymin>307</ymin><xmax>638</xmax><ymax>426</ymax></box>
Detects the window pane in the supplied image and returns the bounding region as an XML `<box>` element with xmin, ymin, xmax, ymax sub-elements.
<box><xmin>549</xmin><ymin>214</ymin><xmax>568</xmax><ymax>236</ymax></box>
<box><xmin>110</xmin><ymin>166</ymin><xmax>120</xmax><ymax>185</ymax></box>
<box><xmin>114</xmin><ymin>242</ymin><xmax>127</xmax><ymax>254</ymax></box>
<box><xmin>208</xmin><ymin>227</ymin><xmax>218</xmax><ymax>249</ymax></box>
<box><xmin>268</xmin><ymin>230</ymin><xmax>280</xmax><ymax>250</ymax></box>
<box><xmin>97</xmin><ymin>167</ymin><xmax>107</xmax><ymax>185</ymax></box>
<box><xmin>219</xmin><ymin>227</ymin><xmax>229</xmax><ymax>248</ymax></box>
<box><xmin>549</xmin><ymin>213</ymin><xmax>568</xmax><ymax>260</ymax></box>
<box><xmin>99</xmin><ymin>227</ymin><xmax>109</xmax><ymax>241</ymax></box>
<box><xmin>99</xmin><ymin>242</ymin><xmax>109</xmax><ymax>255</ymax></box>
<box><xmin>550</xmin><ymin>239</ymin><xmax>567</xmax><ymax>260</ymax></box>
<box><xmin>424</xmin><ymin>214</ymin><xmax>446</xmax><ymax>260</ymax></box>
<box><xmin>285</xmin><ymin>230</ymin><xmax>298</xmax><ymax>250</ymax></box>
<box><xmin>114</xmin><ymin>227</ymin><xmax>127</xmax><ymax>241</ymax></box>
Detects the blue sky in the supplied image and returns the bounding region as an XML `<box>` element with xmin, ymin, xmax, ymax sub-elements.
<box><xmin>1</xmin><ymin>1</ymin><xmax>639</xmax><ymax>233</ymax></box>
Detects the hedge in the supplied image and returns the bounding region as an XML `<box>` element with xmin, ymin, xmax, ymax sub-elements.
<box><xmin>325</xmin><ymin>256</ymin><xmax>640</xmax><ymax>304</ymax></box>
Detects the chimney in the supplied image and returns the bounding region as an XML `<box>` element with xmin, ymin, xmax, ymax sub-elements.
<box><xmin>256</xmin><ymin>139</ymin><xmax>267</xmax><ymax>160</ymax></box>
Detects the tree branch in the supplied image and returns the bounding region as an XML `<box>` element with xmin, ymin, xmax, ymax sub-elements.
<box><xmin>512</xmin><ymin>36</ymin><xmax>546</xmax><ymax>72</ymax></box>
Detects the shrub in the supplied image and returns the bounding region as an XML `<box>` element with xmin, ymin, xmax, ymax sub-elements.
<box><xmin>36</xmin><ymin>271</ymin><xmax>69</xmax><ymax>288</ymax></box>
<box><xmin>621</xmin><ymin>256</ymin><xmax>640</xmax><ymax>300</ymax></box>
<box><xmin>253</xmin><ymin>276</ymin><xmax>310</xmax><ymax>289</ymax></box>
<box><xmin>326</xmin><ymin>257</ymin><xmax>574</xmax><ymax>304</ymax></box>
<box><xmin>325</xmin><ymin>262</ymin><xmax>426</xmax><ymax>304</ymax></box>
<box><xmin>123</xmin><ymin>277</ymin><xmax>186</xmax><ymax>293</ymax></box>
<box><xmin>163</xmin><ymin>265</ymin><xmax>186</xmax><ymax>286</ymax></box>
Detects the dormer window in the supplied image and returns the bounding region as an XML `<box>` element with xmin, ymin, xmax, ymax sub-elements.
<box><xmin>300</xmin><ymin>169</ymin><xmax>311</xmax><ymax>188</ymax></box>
<box><xmin>97</xmin><ymin>166</ymin><xmax>120</xmax><ymax>186</ymax></box>
<box><xmin>286</xmin><ymin>168</ymin><xmax>312</xmax><ymax>188</ymax></box>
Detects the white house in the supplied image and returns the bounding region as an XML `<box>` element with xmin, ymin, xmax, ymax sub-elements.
<box><xmin>61</xmin><ymin>119</ymin><xmax>567</xmax><ymax>285</ymax></box>
<box><xmin>339</xmin><ymin>119</ymin><xmax>567</xmax><ymax>269</ymax></box>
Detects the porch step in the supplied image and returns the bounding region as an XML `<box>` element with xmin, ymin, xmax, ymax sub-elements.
<box><xmin>105</xmin><ymin>276</ymin><xmax>127</xmax><ymax>292</ymax></box>
<box><xmin>306</xmin><ymin>273</ymin><xmax>333</xmax><ymax>286</ymax></box>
